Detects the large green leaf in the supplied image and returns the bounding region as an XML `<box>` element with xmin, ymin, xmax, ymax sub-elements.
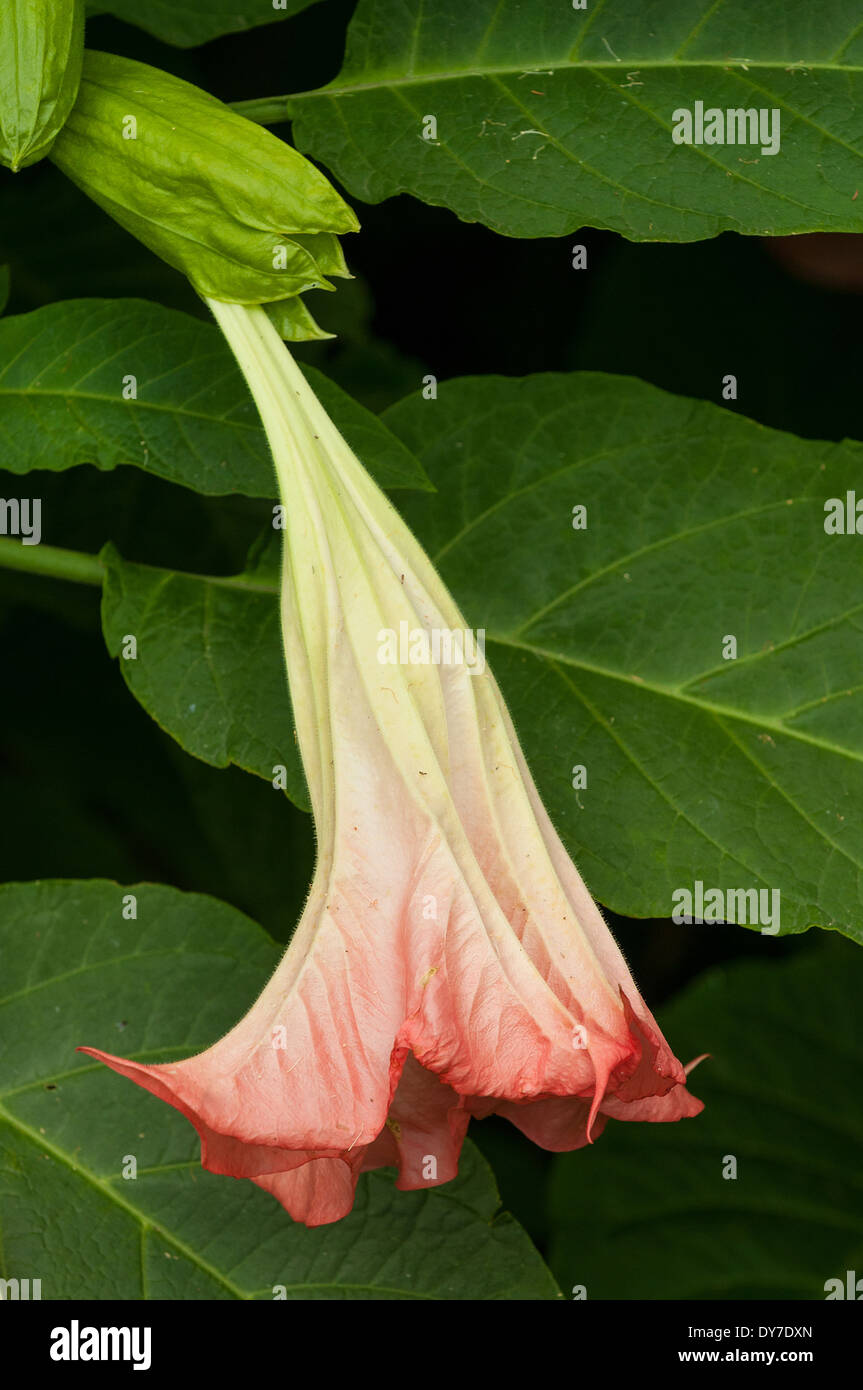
<box><xmin>100</xmin><ymin>536</ymin><xmax>308</xmax><ymax>806</ymax></box>
<box><xmin>548</xmin><ymin>938</ymin><xmax>863</xmax><ymax>1299</ymax></box>
<box><xmin>281</xmin><ymin>0</ymin><xmax>863</xmax><ymax>240</ymax></box>
<box><xmin>0</xmin><ymin>299</ymin><xmax>431</xmax><ymax>496</ymax></box>
<box><xmin>0</xmin><ymin>879</ymin><xmax>560</xmax><ymax>1300</ymax></box>
<box><xmin>91</xmin><ymin>0</ymin><xmax>320</xmax><ymax>48</ymax></box>
<box><xmin>388</xmin><ymin>374</ymin><xmax>863</xmax><ymax>940</ymax></box>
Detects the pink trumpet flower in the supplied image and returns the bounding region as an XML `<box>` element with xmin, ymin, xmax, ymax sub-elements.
<box><xmin>81</xmin><ymin>303</ymin><xmax>702</xmax><ymax>1226</ymax></box>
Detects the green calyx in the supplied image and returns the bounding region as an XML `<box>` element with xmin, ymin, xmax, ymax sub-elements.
<box><xmin>50</xmin><ymin>50</ymin><xmax>358</xmax><ymax>334</ymax></box>
<box><xmin>0</xmin><ymin>0</ymin><xmax>85</xmax><ymax>171</ymax></box>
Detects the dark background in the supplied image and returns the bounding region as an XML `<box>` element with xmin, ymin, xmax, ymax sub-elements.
<box><xmin>1</xmin><ymin>4</ymin><xmax>857</xmax><ymax>1249</ymax></box>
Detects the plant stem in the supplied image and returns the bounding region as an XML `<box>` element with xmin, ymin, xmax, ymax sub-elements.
<box><xmin>230</xmin><ymin>96</ymin><xmax>292</xmax><ymax>126</ymax></box>
<box><xmin>0</xmin><ymin>538</ymin><xmax>103</xmax><ymax>587</ymax></box>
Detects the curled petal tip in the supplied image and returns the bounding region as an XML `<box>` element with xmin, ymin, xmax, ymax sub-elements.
<box><xmin>684</xmin><ymin>1052</ymin><xmax>711</xmax><ymax>1077</ymax></box>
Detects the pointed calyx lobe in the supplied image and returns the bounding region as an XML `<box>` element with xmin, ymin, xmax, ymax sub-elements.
<box><xmin>82</xmin><ymin>306</ymin><xmax>702</xmax><ymax>1226</ymax></box>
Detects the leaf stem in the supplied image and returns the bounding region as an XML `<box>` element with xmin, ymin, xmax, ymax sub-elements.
<box><xmin>230</xmin><ymin>96</ymin><xmax>292</xmax><ymax>125</ymax></box>
<box><xmin>0</xmin><ymin>538</ymin><xmax>104</xmax><ymax>587</ymax></box>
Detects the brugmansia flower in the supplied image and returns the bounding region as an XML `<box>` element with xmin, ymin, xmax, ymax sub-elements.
<box><xmin>82</xmin><ymin>305</ymin><xmax>702</xmax><ymax>1226</ymax></box>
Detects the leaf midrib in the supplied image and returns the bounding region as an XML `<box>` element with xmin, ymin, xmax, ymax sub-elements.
<box><xmin>0</xmin><ymin>385</ymin><xmax>260</xmax><ymax>433</ymax></box>
<box><xmin>496</xmin><ymin>631</ymin><xmax>863</xmax><ymax>770</ymax></box>
<box><xmin>289</xmin><ymin>57</ymin><xmax>863</xmax><ymax>104</ymax></box>
<box><xmin>0</xmin><ymin>1102</ymin><xmax>246</xmax><ymax>1300</ymax></box>
<box><xmin>0</xmin><ymin>1104</ymin><xmax>462</xmax><ymax>1301</ymax></box>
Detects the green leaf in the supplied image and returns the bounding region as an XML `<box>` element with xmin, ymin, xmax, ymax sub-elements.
<box><xmin>92</xmin><ymin>0</ymin><xmax>320</xmax><ymax>49</ymax></box>
<box><xmin>0</xmin><ymin>298</ymin><xmax>432</xmax><ymax>495</ymax></box>
<box><xmin>0</xmin><ymin>265</ymin><xmax>9</xmax><ymax>314</ymax></box>
<box><xmin>0</xmin><ymin>878</ymin><xmax>560</xmax><ymax>1300</ymax></box>
<box><xmin>99</xmin><ymin>538</ymin><xmax>308</xmax><ymax>806</ymax></box>
<box><xmin>548</xmin><ymin>938</ymin><xmax>863</xmax><ymax>1299</ymax></box>
<box><xmin>386</xmin><ymin>373</ymin><xmax>863</xmax><ymax>941</ymax></box>
<box><xmin>286</xmin><ymin>0</ymin><xmax>863</xmax><ymax>240</ymax></box>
